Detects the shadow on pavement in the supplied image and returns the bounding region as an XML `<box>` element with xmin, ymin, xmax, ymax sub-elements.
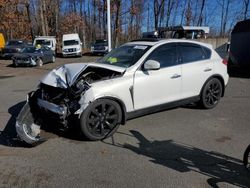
<box><xmin>105</xmin><ymin>130</ymin><xmax>250</xmax><ymax>188</ymax></box>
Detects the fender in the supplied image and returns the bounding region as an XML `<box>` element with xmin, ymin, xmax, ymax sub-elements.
<box><xmin>199</xmin><ymin>74</ymin><xmax>226</xmax><ymax>97</ymax></box>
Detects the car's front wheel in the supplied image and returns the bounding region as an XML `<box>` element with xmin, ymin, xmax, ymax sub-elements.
<box><xmin>36</xmin><ymin>58</ymin><xmax>43</xmax><ymax>66</ymax></box>
<box><xmin>52</xmin><ymin>55</ymin><xmax>56</xmax><ymax>63</ymax></box>
<box><xmin>80</xmin><ymin>99</ymin><xmax>122</xmax><ymax>140</ymax></box>
<box><xmin>200</xmin><ymin>78</ymin><xmax>222</xmax><ymax>109</ymax></box>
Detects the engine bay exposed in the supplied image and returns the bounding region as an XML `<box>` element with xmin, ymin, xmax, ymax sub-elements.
<box><xmin>16</xmin><ymin>65</ymin><xmax>123</xmax><ymax>145</ymax></box>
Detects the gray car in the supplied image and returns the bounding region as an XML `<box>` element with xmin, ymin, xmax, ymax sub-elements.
<box><xmin>12</xmin><ymin>46</ymin><xmax>55</xmax><ymax>67</ymax></box>
<box><xmin>91</xmin><ymin>39</ymin><xmax>108</xmax><ymax>55</ymax></box>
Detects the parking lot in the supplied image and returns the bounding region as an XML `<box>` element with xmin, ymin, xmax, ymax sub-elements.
<box><xmin>0</xmin><ymin>57</ymin><xmax>250</xmax><ymax>188</ymax></box>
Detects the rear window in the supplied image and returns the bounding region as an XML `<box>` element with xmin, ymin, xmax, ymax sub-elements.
<box><xmin>178</xmin><ymin>43</ymin><xmax>210</xmax><ymax>63</ymax></box>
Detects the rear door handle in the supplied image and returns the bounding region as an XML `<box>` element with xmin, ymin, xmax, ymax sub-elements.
<box><xmin>204</xmin><ymin>68</ymin><xmax>212</xmax><ymax>72</ymax></box>
<box><xmin>171</xmin><ymin>74</ymin><xmax>181</xmax><ymax>79</ymax></box>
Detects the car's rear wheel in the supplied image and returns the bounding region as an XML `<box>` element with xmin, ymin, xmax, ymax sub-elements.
<box><xmin>80</xmin><ymin>99</ymin><xmax>122</xmax><ymax>140</ymax></box>
<box><xmin>200</xmin><ymin>78</ymin><xmax>222</xmax><ymax>109</ymax></box>
<box><xmin>37</xmin><ymin>58</ymin><xmax>43</xmax><ymax>66</ymax></box>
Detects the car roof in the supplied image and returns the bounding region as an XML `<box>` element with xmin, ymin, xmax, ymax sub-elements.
<box><xmin>126</xmin><ymin>39</ymin><xmax>212</xmax><ymax>49</ymax></box>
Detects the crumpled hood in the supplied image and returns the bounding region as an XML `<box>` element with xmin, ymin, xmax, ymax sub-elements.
<box><xmin>40</xmin><ymin>63</ymin><xmax>126</xmax><ymax>88</ymax></box>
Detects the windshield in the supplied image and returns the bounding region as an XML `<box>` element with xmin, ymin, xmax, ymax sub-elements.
<box><xmin>94</xmin><ymin>40</ymin><xmax>108</xmax><ymax>46</ymax></box>
<box><xmin>98</xmin><ymin>44</ymin><xmax>151</xmax><ymax>68</ymax></box>
<box><xmin>7</xmin><ymin>40</ymin><xmax>24</xmax><ymax>46</ymax></box>
<box><xmin>35</xmin><ymin>39</ymin><xmax>51</xmax><ymax>46</ymax></box>
<box><xmin>64</xmin><ymin>40</ymin><xmax>79</xmax><ymax>46</ymax></box>
<box><xmin>21</xmin><ymin>47</ymin><xmax>39</xmax><ymax>53</ymax></box>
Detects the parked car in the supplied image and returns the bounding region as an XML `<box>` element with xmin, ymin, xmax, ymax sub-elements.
<box><xmin>91</xmin><ymin>39</ymin><xmax>108</xmax><ymax>55</ymax></box>
<box><xmin>33</xmin><ymin>36</ymin><xmax>57</xmax><ymax>54</ymax></box>
<box><xmin>2</xmin><ymin>39</ymin><xmax>28</xmax><ymax>59</ymax></box>
<box><xmin>16</xmin><ymin>39</ymin><xmax>228</xmax><ymax>145</ymax></box>
<box><xmin>62</xmin><ymin>33</ymin><xmax>82</xmax><ymax>57</ymax></box>
<box><xmin>229</xmin><ymin>19</ymin><xmax>250</xmax><ymax>69</ymax></box>
<box><xmin>12</xmin><ymin>46</ymin><xmax>55</xmax><ymax>67</ymax></box>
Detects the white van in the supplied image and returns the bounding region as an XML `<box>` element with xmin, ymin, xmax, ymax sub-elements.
<box><xmin>33</xmin><ymin>36</ymin><xmax>56</xmax><ymax>53</ymax></box>
<box><xmin>62</xmin><ymin>33</ymin><xmax>82</xmax><ymax>57</ymax></box>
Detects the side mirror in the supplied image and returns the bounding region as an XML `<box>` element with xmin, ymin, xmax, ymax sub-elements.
<box><xmin>143</xmin><ymin>60</ymin><xmax>160</xmax><ymax>70</ymax></box>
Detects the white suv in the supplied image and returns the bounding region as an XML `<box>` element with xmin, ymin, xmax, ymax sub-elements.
<box><xmin>16</xmin><ymin>39</ymin><xmax>229</xmax><ymax>144</ymax></box>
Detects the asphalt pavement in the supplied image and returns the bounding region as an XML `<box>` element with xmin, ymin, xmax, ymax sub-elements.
<box><xmin>0</xmin><ymin>58</ymin><xmax>249</xmax><ymax>188</ymax></box>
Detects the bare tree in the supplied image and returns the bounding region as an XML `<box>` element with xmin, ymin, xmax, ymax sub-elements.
<box><xmin>197</xmin><ymin>0</ymin><xmax>206</xmax><ymax>26</ymax></box>
<box><xmin>165</xmin><ymin>0</ymin><xmax>175</xmax><ymax>27</ymax></box>
<box><xmin>243</xmin><ymin>0</ymin><xmax>250</xmax><ymax>20</ymax></box>
<box><xmin>154</xmin><ymin>0</ymin><xmax>165</xmax><ymax>30</ymax></box>
<box><xmin>218</xmin><ymin>0</ymin><xmax>231</xmax><ymax>37</ymax></box>
<box><xmin>185</xmin><ymin>0</ymin><xmax>192</xmax><ymax>26</ymax></box>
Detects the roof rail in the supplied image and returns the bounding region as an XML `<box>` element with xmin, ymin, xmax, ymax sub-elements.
<box><xmin>130</xmin><ymin>38</ymin><xmax>161</xmax><ymax>42</ymax></box>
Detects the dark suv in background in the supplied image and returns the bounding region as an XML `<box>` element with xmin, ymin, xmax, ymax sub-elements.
<box><xmin>90</xmin><ymin>39</ymin><xmax>108</xmax><ymax>55</ymax></box>
<box><xmin>1</xmin><ymin>39</ymin><xmax>28</xmax><ymax>59</ymax></box>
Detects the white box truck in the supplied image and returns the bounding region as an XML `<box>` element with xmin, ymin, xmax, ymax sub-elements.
<box><xmin>62</xmin><ymin>33</ymin><xmax>82</xmax><ymax>57</ymax></box>
<box><xmin>33</xmin><ymin>36</ymin><xmax>56</xmax><ymax>53</ymax></box>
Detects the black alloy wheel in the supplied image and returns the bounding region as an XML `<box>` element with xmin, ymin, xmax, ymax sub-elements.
<box><xmin>200</xmin><ymin>78</ymin><xmax>222</xmax><ymax>109</ymax></box>
<box><xmin>80</xmin><ymin>99</ymin><xmax>122</xmax><ymax>140</ymax></box>
<box><xmin>243</xmin><ymin>145</ymin><xmax>250</xmax><ymax>170</ymax></box>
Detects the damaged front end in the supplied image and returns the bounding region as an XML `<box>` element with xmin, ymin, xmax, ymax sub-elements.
<box><xmin>15</xmin><ymin>63</ymin><xmax>124</xmax><ymax>145</ymax></box>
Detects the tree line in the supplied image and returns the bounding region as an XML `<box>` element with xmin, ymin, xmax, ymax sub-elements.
<box><xmin>0</xmin><ymin>0</ymin><xmax>249</xmax><ymax>48</ymax></box>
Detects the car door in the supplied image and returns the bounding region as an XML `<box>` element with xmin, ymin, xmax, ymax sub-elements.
<box><xmin>178</xmin><ymin>43</ymin><xmax>214</xmax><ymax>99</ymax></box>
<box><xmin>133</xmin><ymin>43</ymin><xmax>182</xmax><ymax>110</ymax></box>
<box><xmin>42</xmin><ymin>47</ymin><xmax>51</xmax><ymax>63</ymax></box>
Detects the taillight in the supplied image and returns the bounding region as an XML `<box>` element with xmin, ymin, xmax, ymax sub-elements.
<box><xmin>222</xmin><ymin>59</ymin><xmax>228</xmax><ymax>65</ymax></box>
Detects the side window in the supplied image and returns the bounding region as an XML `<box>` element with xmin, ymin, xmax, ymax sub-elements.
<box><xmin>179</xmin><ymin>43</ymin><xmax>207</xmax><ymax>63</ymax></box>
<box><xmin>202</xmin><ymin>46</ymin><xmax>212</xmax><ymax>59</ymax></box>
<box><xmin>147</xmin><ymin>44</ymin><xmax>177</xmax><ymax>68</ymax></box>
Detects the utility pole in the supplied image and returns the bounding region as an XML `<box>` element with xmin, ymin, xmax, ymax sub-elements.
<box><xmin>107</xmin><ymin>0</ymin><xmax>112</xmax><ymax>51</ymax></box>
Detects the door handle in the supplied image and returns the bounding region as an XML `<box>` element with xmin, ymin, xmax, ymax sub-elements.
<box><xmin>204</xmin><ymin>68</ymin><xmax>212</xmax><ymax>72</ymax></box>
<box><xmin>171</xmin><ymin>74</ymin><xmax>181</xmax><ymax>79</ymax></box>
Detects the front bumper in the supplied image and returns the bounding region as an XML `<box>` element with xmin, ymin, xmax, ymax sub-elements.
<box><xmin>62</xmin><ymin>50</ymin><xmax>82</xmax><ymax>57</ymax></box>
<box><xmin>91</xmin><ymin>49</ymin><xmax>108</xmax><ymax>54</ymax></box>
<box><xmin>15</xmin><ymin>102</ymin><xmax>43</xmax><ymax>145</ymax></box>
<box><xmin>13</xmin><ymin>58</ymin><xmax>37</xmax><ymax>66</ymax></box>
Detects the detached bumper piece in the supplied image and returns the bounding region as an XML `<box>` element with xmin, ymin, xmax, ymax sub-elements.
<box><xmin>15</xmin><ymin>91</ymin><xmax>69</xmax><ymax>145</ymax></box>
<box><xmin>15</xmin><ymin>102</ymin><xmax>44</xmax><ymax>145</ymax></box>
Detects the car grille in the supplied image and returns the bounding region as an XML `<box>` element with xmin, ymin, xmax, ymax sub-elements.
<box><xmin>94</xmin><ymin>46</ymin><xmax>105</xmax><ymax>50</ymax></box>
<box><xmin>68</xmin><ymin>48</ymin><xmax>76</xmax><ymax>52</ymax></box>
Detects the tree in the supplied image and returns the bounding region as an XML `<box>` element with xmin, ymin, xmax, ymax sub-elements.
<box><xmin>154</xmin><ymin>0</ymin><xmax>165</xmax><ymax>30</ymax></box>
<box><xmin>243</xmin><ymin>0</ymin><xmax>250</xmax><ymax>20</ymax></box>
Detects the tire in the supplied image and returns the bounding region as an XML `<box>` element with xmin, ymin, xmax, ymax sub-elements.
<box><xmin>36</xmin><ymin>58</ymin><xmax>43</xmax><ymax>66</ymax></box>
<box><xmin>80</xmin><ymin>99</ymin><xmax>122</xmax><ymax>141</ymax></box>
<box><xmin>13</xmin><ymin>61</ymin><xmax>18</xmax><ymax>67</ymax></box>
<box><xmin>243</xmin><ymin>145</ymin><xmax>250</xmax><ymax>170</ymax></box>
<box><xmin>200</xmin><ymin>78</ymin><xmax>222</xmax><ymax>109</ymax></box>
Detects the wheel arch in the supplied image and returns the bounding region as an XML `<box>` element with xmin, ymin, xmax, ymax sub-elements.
<box><xmin>200</xmin><ymin>74</ymin><xmax>225</xmax><ymax>97</ymax></box>
<box><xmin>97</xmin><ymin>96</ymin><xmax>127</xmax><ymax>125</ymax></box>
